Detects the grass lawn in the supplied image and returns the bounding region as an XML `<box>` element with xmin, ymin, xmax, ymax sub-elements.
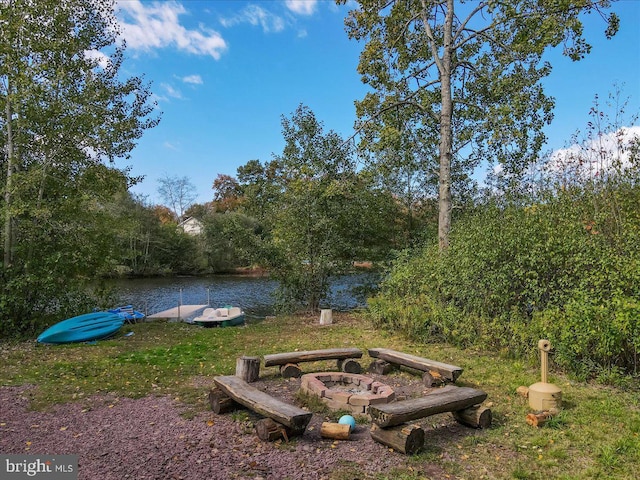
<box><xmin>1</xmin><ymin>312</ymin><xmax>639</xmax><ymax>479</ymax></box>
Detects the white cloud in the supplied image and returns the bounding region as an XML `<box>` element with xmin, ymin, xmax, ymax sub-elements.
<box><xmin>161</xmin><ymin>83</ymin><xmax>183</xmax><ymax>99</ymax></box>
<box><xmin>219</xmin><ymin>5</ymin><xmax>285</xmax><ymax>33</ymax></box>
<box><xmin>84</xmin><ymin>49</ymin><xmax>110</xmax><ymax>69</ymax></box>
<box><xmin>181</xmin><ymin>75</ymin><xmax>203</xmax><ymax>85</ymax></box>
<box><xmin>164</xmin><ymin>141</ymin><xmax>180</xmax><ymax>151</ymax></box>
<box><xmin>548</xmin><ymin>126</ymin><xmax>640</xmax><ymax>179</ymax></box>
<box><xmin>115</xmin><ymin>0</ymin><xmax>227</xmax><ymax>59</ymax></box>
<box><xmin>285</xmin><ymin>0</ymin><xmax>318</xmax><ymax>16</ymax></box>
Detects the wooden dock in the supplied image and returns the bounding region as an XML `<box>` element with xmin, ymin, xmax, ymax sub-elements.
<box><xmin>147</xmin><ymin>305</ymin><xmax>208</xmax><ymax>319</ymax></box>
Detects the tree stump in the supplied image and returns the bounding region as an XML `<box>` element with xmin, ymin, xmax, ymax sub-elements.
<box><xmin>279</xmin><ymin>363</ymin><xmax>302</xmax><ymax>378</ymax></box>
<box><xmin>319</xmin><ymin>309</ymin><xmax>333</xmax><ymax>325</ymax></box>
<box><xmin>370</xmin><ymin>423</ymin><xmax>425</xmax><ymax>455</ymax></box>
<box><xmin>452</xmin><ymin>405</ymin><xmax>492</xmax><ymax>428</ymax></box>
<box><xmin>368</xmin><ymin>359</ymin><xmax>395</xmax><ymax>375</ymax></box>
<box><xmin>208</xmin><ymin>388</ymin><xmax>239</xmax><ymax>414</ymax></box>
<box><xmin>337</xmin><ymin>358</ymin><xmax>362</xmax><ymax>374</ymax></box>
<box><xmin>255</xmin><ymin>418</ymin><xmax>292</xmax><ymax>442</ymax></box>
<box><xmin>320</xmin><ymin>422</ymin><xmax>351</xmax><ymax>440</ymax></box>
<box><xmin>235</xmin><ymin>356</ymin><xmax>261</xmax><ymax>383</ymax></box>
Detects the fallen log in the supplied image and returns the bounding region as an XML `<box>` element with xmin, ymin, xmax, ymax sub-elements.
<box><xmin>370</xmin><ymin>424</ymin><xmax>425</xmax><ymax>455</ymax></box>
<box><xmin>452</xmin><ymin>405</ymin><xmax>492</xmax><ymax>429</ymax></box>
<box><xmin>213</xmin><ymin>375</ymin><xmax>312</xmax><ymax>434</ymax></box>
<box><xmin>320</xmin><ymin>422</ymin><xmax>351</xmax><ymax>440</ymax></box>
<box><xmin>369</xmin><ymin>386</ymin><xmax>488</xmax><ymax>428</ymax></box>
<box><xmin>368</xmin><ymin>348</ymin><xmax>463</xmax><ymax>382</ymax></box>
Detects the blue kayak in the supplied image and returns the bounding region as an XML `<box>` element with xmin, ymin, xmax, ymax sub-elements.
<box><xmin>37</xmin><ymin>312</ymin><xmax>125</xmax><ymax>344</ymax></box>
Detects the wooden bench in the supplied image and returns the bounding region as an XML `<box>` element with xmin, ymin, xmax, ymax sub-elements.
<box><xmin>263</xmin><ymin>348</ymin><xmax>364</xmax><ymax>378</ymax></box>
<box><xmin>368</xmin><ymin>385</ymin><xmax>491</xmax><ymax>454</ymax></box>
<box><xmin>212</xmin><ymin>375</ymin><xmax>312</xmax><ymax>441</ymax></box>
<box><xmin>368</xmin><ymin>347</ymin><xmax>463</xmax><ymax>385</ymax></box>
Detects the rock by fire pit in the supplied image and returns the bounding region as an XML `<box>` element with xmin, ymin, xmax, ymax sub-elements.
<box><xmin>300</xmin><ymin>372</ymin><xmax>395</xmax><ymax>416</ymax></box>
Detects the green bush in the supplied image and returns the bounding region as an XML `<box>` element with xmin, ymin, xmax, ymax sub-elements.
<box><xmin>368</xmin><ymin>181</ymin><xmax>640</xmax><ymax>380</ymax></box>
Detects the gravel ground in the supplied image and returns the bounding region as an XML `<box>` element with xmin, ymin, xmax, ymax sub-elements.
<box><xmin>1</xmin><ymin>373</ymin><xmax>473</xmax><ymax>479</ymax></box>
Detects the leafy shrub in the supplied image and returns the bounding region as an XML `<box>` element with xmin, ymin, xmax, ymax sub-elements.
<box><xmin>368</xmin><ymin>181</ymin><xmax>640</xmax><ymax>379</ymax></box>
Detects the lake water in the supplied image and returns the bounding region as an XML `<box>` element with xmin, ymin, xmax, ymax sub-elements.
<box><xmin>108</xmin><ymin>273</ymin><xmax>377</xmax><ymax>319</ymax></box>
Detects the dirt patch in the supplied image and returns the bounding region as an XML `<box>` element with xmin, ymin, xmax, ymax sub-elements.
<box><xmin>1</xmin><ymin>373</ymin><xmax>479</xmax><ymax>479</ymax></box>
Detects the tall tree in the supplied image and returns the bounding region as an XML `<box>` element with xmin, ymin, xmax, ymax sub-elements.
<box><xmin>340</xmin><ymin>0</ymin><xmax>619</xmax><ymax>249</ymax></box>
<box><xmin>237</xmin><ymin>105</ymin><xmax>398</xmax><ymax>312</ymax></box>
<box><xmin>157</xmin><ymin>174</ymin><xmax>197</xmax><ymax>222</ymax></box>
<box><xmin>0</xmin><ymin>0</ymin><xmax>159</xmax><ymax>336</ymax></box>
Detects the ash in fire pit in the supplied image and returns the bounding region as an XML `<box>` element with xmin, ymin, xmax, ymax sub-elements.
<box><xmin>300</xmin><ymin>372</ymin><xmax>395</xmax><ymax>416</ymax></box>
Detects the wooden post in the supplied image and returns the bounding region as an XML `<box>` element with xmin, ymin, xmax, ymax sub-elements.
<box><xmin>236</xmin><ymin>356</ymin><xmax>261</xmax><ymax>383</ymax></box>
<box><xmin>208</xmin><ymin>388</ymin><xmax>239</xmax><ymax>414</ymax></box>
<box><xmin>338</xmin><ymin>358</ymin><xmax>362</xmax><ymax>374</ymax></box>
<box><xmin>370</xmin><ymin>424</ymin><xmax>425</xmax><ymax>455</ymax></box>
<box><xmin>319</xmin><ymin>309</ymin><xmax>333</xmax><ymax>325</ymax></box>
<box><xmin>320</xmin><ymin>422</ymin><xmax>351</xmax><ymax>440</ymax></box>
<box><xmin>452</xmin><ymin>405</ymin><xmax>492</xmax><ymax>429</ymax></box>
<box><xmin>255</xmin><ymin>418</ymin><xmax>292</xmax><ymax>442</ymax></box>
<box><xmin>369</xmin><ymin>359</ymin><xmax>395</xmax><ymax>375</ymax></box>
<box><xmin>279</xmin><ymin>363</ymin><xmax>302</xmax><ymax>378</ymax></box>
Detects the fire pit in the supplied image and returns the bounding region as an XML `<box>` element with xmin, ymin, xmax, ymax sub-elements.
<box><xmin>300</xmin><ymin>372</ymin><xmax>395</xmax><ymax>416</ymax></box>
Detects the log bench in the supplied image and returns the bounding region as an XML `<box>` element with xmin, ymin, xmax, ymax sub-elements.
<box><xmin>212</xmin><ymin>375</ymin><xmax>312</xmax><ymax>441</ymax></box>
<box><xmin>368</xmin><ymin>385</ymin><xmax>491</xmax><ymax>454</ymax></box>
<box><xmin>263</xmin><ymin>348</ymin><xmax>364</xmax><ymax>378</ymax></box>
<box><xmin>368</xmin><ymin>347</ymin><xmax>463</xmax><ymax>385</ymax></box>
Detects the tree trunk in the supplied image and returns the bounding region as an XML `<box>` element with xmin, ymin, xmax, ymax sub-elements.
<box><xmin>3</xmin><ymin>88</ymin><xmax>15</xmax><ymax>268</ymax></box>
<box><xmin>437</xmin><ymin>0</ymin><xmax>454</xmax><ymax>251</ymax></box>
<box><xmin>370</xmin><ymin>423</ymin><xmax>425</xmax><ymax>455</ymax></box>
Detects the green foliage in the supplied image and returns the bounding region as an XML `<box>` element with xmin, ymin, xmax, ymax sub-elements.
<box><xmin>341</xmin><ymin>0</ymin><xmax>617</xmax><ymax>247</ymax></box>
<box><xmin>369</xmin><ymin>180</ymin><xmax>640</xmax><ymax>378</ymax></box>
<box><xmin>0</xmin><ymin>0</ymin><xmax>159</xmax><ymax>337</ymax></box>
<box><xmin>236</xmin><ymin>105</ymin><xmax>399</xmax><ymax>313</ymax></box>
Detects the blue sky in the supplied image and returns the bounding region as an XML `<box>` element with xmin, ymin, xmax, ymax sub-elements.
<box><xmin>112</xmin><ymin>0</ymin><xmax>640</xmax><ymax>206</ymax></box>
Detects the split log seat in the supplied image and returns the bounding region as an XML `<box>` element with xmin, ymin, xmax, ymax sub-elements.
<box><xmin>263</xmin><ymin>348</ymin><xmax>364</xmax><ymax>378</ymax></box>
<box><xmin>368</xmin><ymin>347</ymin><xmax>463</xmax><ymax>385</ymax></box>
<box><xmin>369</xmin><ymin>385</ymin><xmax>488</xmax><ymax>428</ymax></box>
<box><xmin>213</xmin><ymin>375</ymin><xmax>312</xmax><ymax>438</ymax></box>
<box><xmin>368</xmin><ymin>385</ymin><xmax>490</xmax><ymax>454</ymax></box>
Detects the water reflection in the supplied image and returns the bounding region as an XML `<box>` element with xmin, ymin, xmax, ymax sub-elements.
<box><xmin>108</xmin><ymin>273</ymin><xmax>376</xmax><ymax>319</ymax></box>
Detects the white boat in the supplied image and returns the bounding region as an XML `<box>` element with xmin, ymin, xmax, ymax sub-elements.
<box><xmin>192</xmin><ymin>306</ymin><xmax>245</xmax><ymax>328</ymax></box>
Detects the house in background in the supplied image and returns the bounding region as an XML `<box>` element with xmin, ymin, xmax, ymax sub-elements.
<box><xmin>178</xmin><ymin>217</ymin><xmax>203</xmax><ymax>236</ymax></box>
